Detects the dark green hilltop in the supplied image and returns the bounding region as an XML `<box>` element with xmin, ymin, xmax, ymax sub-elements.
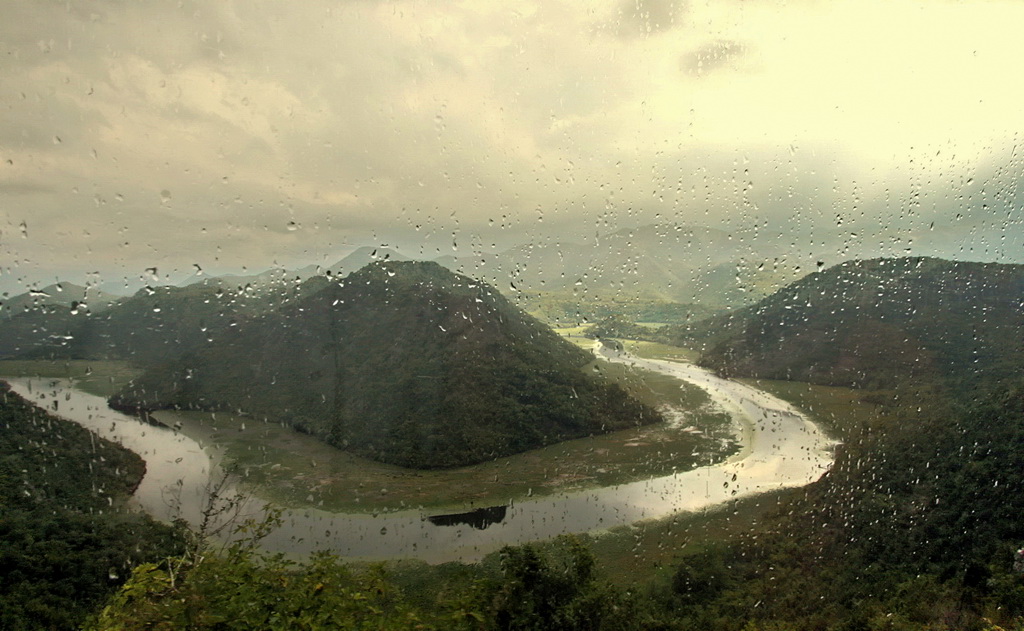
<box><xmin>671</xmin><ymin>256</ymin><xmax>1024</xmax><ymax>392</ymax></box>
<box><xmin>110</xmin><ymin>261</ymin><xmax>659</xmax><ymax>468</ymax></box>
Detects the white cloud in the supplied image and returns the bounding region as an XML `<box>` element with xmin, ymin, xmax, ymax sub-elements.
<box><xmin>1</xmin><ymin>0</ymin><xmax>1022</xmax><ymax>293</ymax></box>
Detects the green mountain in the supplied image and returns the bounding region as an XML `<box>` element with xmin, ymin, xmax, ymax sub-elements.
<box><xmin>112</xmin><ymin>261</ymin><xmax>659</xmax><ymax>469</ymax></box>
<box><xmin>646</xmin><ymin>258</ymin><xmax>1024</xmax><ymax>629</ymax></box>
<box><xmin>0</xmin><ymin>274</ymin><xmax>335</xmax><ymax>361</ymax></box>
<box><xmin>675</xmin><ymin>257</ymin><xmax>1024</xmax><ymax>391</ymax></box>
<box><xmin>0</xmin><ymin>284</ymin><xmax>239</xmax><ymax>361</ymax></box>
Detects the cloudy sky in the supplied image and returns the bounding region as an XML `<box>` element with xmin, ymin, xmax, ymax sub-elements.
<box><xmin>1</xmin><ymin>0</ymin><xmax>1022</xmax><ymax>294</ymax></box>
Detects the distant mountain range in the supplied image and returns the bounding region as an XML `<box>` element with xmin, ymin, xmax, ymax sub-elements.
<box><xmin>1</xmin><ymin>224</ymin><xmax>816</xmax><ymax>360</ymax></box>
<box><xmin>2</xmin><ymin>224</ymin><xmax>806</xmax><ymax>309</ymax></box>
<box><xmin>438</xmin><ymin>223</ymin><xmax>807</xmax><ymax>308</ymax></box>
<box><xmin>0</xmin><ymin>282</ymin><xmax>119</xmax><ymax>319</ymax></box>
<box><xmin>175</xmin><ymin>224</ymin><xmax>806</xmax><ymax>310</ymax></box>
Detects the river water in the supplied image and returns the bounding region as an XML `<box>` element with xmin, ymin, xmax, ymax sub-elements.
<box><xmin>5</xmin><ymin>350</ymin><xmax>834</xmax><ymax>563</ymax></box>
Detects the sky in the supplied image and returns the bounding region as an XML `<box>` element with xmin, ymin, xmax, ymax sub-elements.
<box><xmin>1</xmin><ymin>0</ymin><xmax>1022</xmax><ymax>295</ymax></box>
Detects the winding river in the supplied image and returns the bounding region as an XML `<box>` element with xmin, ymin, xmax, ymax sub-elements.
<box><xmin>5</xmin><ymin>347</ymin><xmax>835</xmax><ymax>563</ymax></box>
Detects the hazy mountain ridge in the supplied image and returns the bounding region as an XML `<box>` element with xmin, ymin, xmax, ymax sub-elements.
<box><xmin>0</xmin><ymin>272</ymin><xmax>340</xmax><ymax>361</ymax></box>
<box><xmin>0</xmin><ymin>222</ymin><xmax>799</xmax><ymax>360</ymax></box>
<box><xmin>0</xmin><ymin>282</ymin><xmax>118</xmax><ymax>319</ymax></box>
<box><xmin>430</xmin><ymin>223</ymin><xmax>808</xmax><ymax>308</ymax></box>
<box><xmin>181</xmin><ymin>246</ymin><xmax>410</xmax><ymax>293</ymax></box>
<box><xmin>112</xmin><ymin>261</ymin><xmax>659</xmax><ymax>469</ymax></box>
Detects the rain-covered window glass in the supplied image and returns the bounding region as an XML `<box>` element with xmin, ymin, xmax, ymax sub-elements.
<box><xmin>1</xmin><ymin>2</ymin><xmax>1022</xmax><ymax>629</ymax></box>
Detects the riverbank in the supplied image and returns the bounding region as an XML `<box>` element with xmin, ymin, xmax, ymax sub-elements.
<box><xmin>2</xmin><ymin>346</ymin><xmax>835</xmax><ymax>564</ymax></box>
<box><xmin>152</xmin><ymin>354</ymin><xmax>738</xmax><ymax>514</ymax></box>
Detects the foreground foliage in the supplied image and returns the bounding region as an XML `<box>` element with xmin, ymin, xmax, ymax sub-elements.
<box><xmin>91</xmin><ymin>527</ymin><xmax>646</xmax><ymax>631</ymax></box>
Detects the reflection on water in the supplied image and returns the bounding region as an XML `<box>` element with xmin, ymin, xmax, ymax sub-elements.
<box><xmin>4</xmin><ymin>355</ymin><xmax>835</xmax><ymax>563</ymax></box>
<box><xmin>427</xmin><ymin>505</ymin><xmax>508</xmax><ymax>530</ymax></box>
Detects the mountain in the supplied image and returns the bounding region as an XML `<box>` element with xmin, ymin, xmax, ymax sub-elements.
<box><xmin>675</xmin><ymin>257</ymin><xmax>1024</xmax><ymax>391</ymax></box>
<box><xmin>0</xmin><ymin>282</ymin><xmax>118</xmax><ymax>319</ymax></box>
<box><xmin>111</xmin><ymin>261</ymin><xmax>659</xmax><ymax>469</ymax></box>
<box><xmin>648</xmin><ymin>259</ymin><xmax>1024</xmax><ymax>629</ymax></box>
<box><xmin>0</xmin><ymin>269</ymin><xmax>340</xmax><ymax>360</ymax></box>
<box><xmin>438</xmin><ymin>223</ymin><xmax>808</xmax><ymax>309</ymax></box>
<box><xmin>328</xmin><ymin>246</ymin><xmax>409</xmax><ymax>273</ymax></box>
<box><xmin>0</xmin><ymin>283</ymin><xmax>249</xmax><ymax>361</ymax></box>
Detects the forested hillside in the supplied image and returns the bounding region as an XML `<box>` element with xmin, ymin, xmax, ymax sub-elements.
<box><xmin>0</xmin><ymin>382</ymin><xmax>182</xmax><ymax>630</ymax></box>
<box><xmin>8</xmin><ymin>255</ymin><xmax>1024</xmax><ymax>630</ymax></box>
<box><xmin>112</xmin><ymin>261</ymin><xmax>659</xmax><ymax>468</ymax></box>
<box><xmin>0</xmin><ymin>277</ymin><xmax>330</xmax><ymax>362</ymax></box>
<box><xmin>642</xmin><ymin>256</ymin><xmax>1024</xmax><ymax>629</ymax></box>
<box><xmin>674</xmin><ymin>257</ymin><xmax>1024</xmax><ymax>391</ymax></box>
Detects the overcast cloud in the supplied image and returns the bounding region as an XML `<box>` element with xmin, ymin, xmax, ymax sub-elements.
<box><xmin>1</xmin><ymin>0</ymin><xmax>1022</xmax><ymax>293</ymax></box>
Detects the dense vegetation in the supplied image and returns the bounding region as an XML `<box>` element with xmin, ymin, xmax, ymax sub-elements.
<box><xmin>7</xmin><ymin>254</ymin><xmax>1024</xmax><ymax>630</ymax></box>
<box><xmin>90</xmin><ymin>524</ymin><xmax>654</xmax><ymax>631</ymax></box>
<box><xmin>89</xmin><ymin>374</ymin><xmax>1024</xmax><ymax>630</ymax></box>
<box><xmin>609</xmin><ymin>374</ymin><xmax>1020</xmax><ymax>631</ymax></box>
<box><xmin>0</xmin><ymin>277</ymin><xmax>329</xmax><ymax>361</ymax></box>
<box><xmin>112</xmin><ymin>261</ymin><xmax>660</xmax><ymax>468</ymax></box>
<box><xmin>631</xmin><ymin>257</ymin><xmax>1024</xmax><ymax>629</ymax></box>
<box><xmin>0</xmin><ymin>382</ymin><xmax>182</xmax><ymax>630</ymax></box>
<box><xmin>673</xmin><ymin>257</ymin><xmax>1024</xmax><ymax>391</ymax></box>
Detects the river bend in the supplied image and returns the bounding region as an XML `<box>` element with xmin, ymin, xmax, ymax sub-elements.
<box><xmin>5</xmin><ymin>350</ymin><xmax>834</xmax><ymax>563</ymax></box>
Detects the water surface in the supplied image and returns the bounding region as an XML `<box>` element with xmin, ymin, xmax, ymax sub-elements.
<box><xmin>5</xmin><ymin>354</ymin><xmax>834</xmax><ymax>563</ymax></box>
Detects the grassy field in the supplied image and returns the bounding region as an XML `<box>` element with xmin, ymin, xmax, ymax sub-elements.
<box><xmin>551</xmin><ymin>325</ymin><xmax>595</xmax><ymax>349</ymax></box>
<box><xmin>622</xmin><ymin>340</ymin><xmax>701</xmax><ymax>363</ymax></box>
<box><xmin>580</xmin><ymin>377</ymin><xmax>882</xmax><ymax>587</ymax></box>
<box><xmin>584</xmin><ymin>486</ymin><xmax>801</xmax><ymax>587</ymax></box>
<box><xmin>739</xmin><ymin>378</ymin><xmax>882</xmax><ymax>441</ymax></box>
<box><xmin>0</xmin><ymin>360</ymin><xmax>140</xmax><ymax>397</ymax></box>
<box><xmin>0</xmin><ymin>355</ymin><xmax>735</xmax><ymax>514</ymax></box>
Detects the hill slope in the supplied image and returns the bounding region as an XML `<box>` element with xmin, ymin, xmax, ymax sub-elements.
<box><xmin>649</xmin><ymin>258</ymin><xmax>1024</xmax><ymax>629</ymax></box>
<box><xmin>113</xmin><ymin>261</ymin><xmax>659</xmax><ymax>468</ymax></box>
<box><xmin>675</xmin><ymin>257</ymin><xmax>1024</xmax><ymax>390</ymax></box>
<box><xmin>0</xmin><ymin>383</ymin><xmax>182</xmax><ymax>629</ymax></box>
